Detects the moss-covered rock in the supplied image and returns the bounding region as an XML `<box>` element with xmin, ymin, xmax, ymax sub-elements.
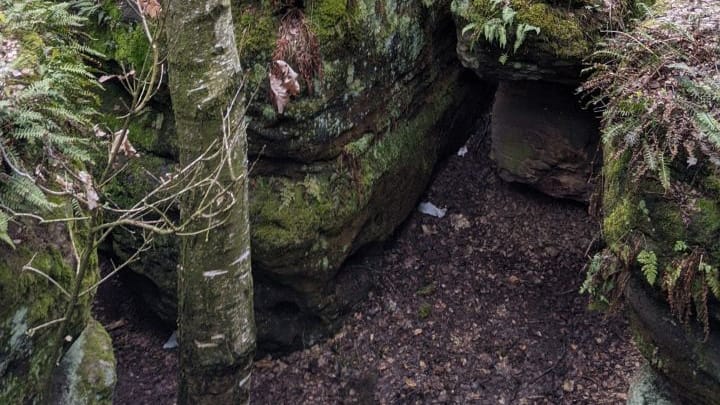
<box><xmin>452</xmin><ymin>0</ymin><xmax>637</xmax><ymax>82</ymax></box>
<box><xmin>585</xmin><ymin>1</ymin><xmax>720</xmax><ymax>402</ymax></box>
<box><xmin>0</xmin><ymin>221</ymin><xmax>98</xmax><ymax>404</ymax></box>
<box><xmin>49</xmin><ymin>319</ymin><xmax>116</xmax><ymax>405</ymax></box>
<box><xmin>598</xmin><ymin>149</ymin><xmax>720</xmax><ymax>405</ymax></box>
<box><xmin>101</xmin><ymin>0</ymin><xmax>492</xmax><ymax>347</ymax></box>
<box><xmin>597</xmin><ymin>109</ymin><xmax>720</xmax><ymax>405</ymax></box>
<box><xmin>236</xmin><ymin>0</ymin><xmax>493</xmax><ymax>348</ymax></box>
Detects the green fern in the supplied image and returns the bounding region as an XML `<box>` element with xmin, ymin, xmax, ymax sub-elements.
<box><xmin>706</xmin><ymin>268</ymin><xmax>720</xmax><ymax>299</ymax></box>
<box><xmin>1</xmin><ymin>0</ymin><xmax>102</xmax><ymax>223</ymax></box>
<box><xmin>695</xmin><ymin>111</ymin><xmax>720</xmax><ymax>148</ymax></box>
<box><xmin>462</xmin><ymin>1</ymin><xmax>539</xmax><ymax>64</ymax></box>
<box><xmin>673</xmin><ymin>240</ymin><xmax>688</xmax><ymax>252</ymax></box>
<box><xmin>637</xmin><ymin>249</ymin><xmax>658</xmax><ymax>286</ymax></box>
<box><xmin>0</xmin><ymin>211</ymin><xmax>13</xmax><ymax>248</ymax></box>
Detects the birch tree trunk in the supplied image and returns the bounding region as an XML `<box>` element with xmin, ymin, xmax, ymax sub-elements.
<box><xmin>165</xmin><ymin>1</ymin><xmax>255</xmax><ymax>403</ymax></box>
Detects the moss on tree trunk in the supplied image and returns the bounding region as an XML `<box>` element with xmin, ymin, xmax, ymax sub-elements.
<box><xmin>165</xmin><ymin>0</ymin><xmax>255</xmax><ymax>403</ymax></box>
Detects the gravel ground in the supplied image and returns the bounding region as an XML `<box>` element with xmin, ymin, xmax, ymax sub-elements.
<box><xmin>97</xmin><ymin>127</ymin><xmax>642</xmax><ymax>405</ymax></box>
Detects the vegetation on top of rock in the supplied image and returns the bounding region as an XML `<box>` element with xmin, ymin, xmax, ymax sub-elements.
<box><xmin>460</xmin><ymin>0</ymin><xmax>540</xmax><ymax>64</ymax></box>
<box><xmin>583</xmin><ymin>0</ymin><xmax>720</xmax><ymax>334</ymax></box>
<box><xmin>585</xmin><ymin>0</ymin><xmax>720</xmax><ymax>191</ymax></box>
<box><xmin>455</xmin><ymin>0</ymin><xmax>633</xmax><ymax>61</ymax></box>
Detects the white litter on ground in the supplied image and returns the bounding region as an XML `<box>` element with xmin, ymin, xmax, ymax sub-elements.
<box><xmin>163</xmin><ymin>330</ymin><xmax>178</xmax><ymax>350</ymax></box>
<box><xmin>418</xmin><ymin>202</ymin><xmax>447</xmax><ymax>218</ymax></box>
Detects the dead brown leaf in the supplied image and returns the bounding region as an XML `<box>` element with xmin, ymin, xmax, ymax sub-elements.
<box><xmin>119</xmin><ymin>136</ymin><xmax>139</xmax><ymax>158</ymax></box>
<box><xmin>403</xmin><ymin>377</ymin><xmax>417</xmax><ymax>388</ymax></box>
<box><xmin>139</xmin><ymin>0</ymin><xmax>162</xmax><ymax>19</ymax></box>
<box><xmin>78</xmin><ymin>171</ymin><xmax>100</xmax><ymax>210</ymax></box>
<box><xmin>269</xmin><ymin>60</ymin><xmax>300</xmax><ymax>114</ymax></box>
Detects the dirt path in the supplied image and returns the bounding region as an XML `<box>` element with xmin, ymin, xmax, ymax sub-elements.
<box><xmin>97</xmin><ymin>129</ymin><xmax>641</xmax><ymax>404</ymax></box>
<box><xmin>250</xmin><ymin>131</ymin><xmax>641</xmax><ymax>404</ymax></box>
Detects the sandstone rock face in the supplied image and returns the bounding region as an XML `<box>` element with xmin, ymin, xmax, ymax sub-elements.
<box><xmin>450</xmin><ymin>1</ymin><xmax>610</xmax><ymax>201</ymax></box>
<box><xmin>107</xmin><ymin>0</ymin><xmax>490</xmax><ymax>348</ymax></box>
<box><xmin>490</xmin><ymin>81</ymin><xmax>598</xmax><ymax>201</ymax></box>
<box><xmin>0</xmin><ymin>222</ymin><xmax>99</xmax><ymax>404</ymax></box>
<box><xmin>586</xmin><ymin>2</ymin><xmax>720</xmax><ymax>402</ymax></box>
<box><xmin>595</xmin><ymin>151</ymin><xmax>720</xmax><ymax>404</ymax></box>
<box><xmin>596</xmin><ymin>143</ymin><xmax>720</xmax><ymax>404</ymax></box>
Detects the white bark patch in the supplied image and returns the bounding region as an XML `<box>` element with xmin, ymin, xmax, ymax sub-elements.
<box><xmin>187</xmin><ymin>84</ymin><xmax>207</xmax><ymax>95</ymax></box>
<box><xmin>237</xmin><ymin>373</ymin><xmax>251</xmax><ymax>389</ymax></box>
<box><xmin>211</xmin><ymin>334</ymin><xmax>225</xmax><ymax>341</ymax></box>
<box><xmin>231</xmin><ymin>251</ymin><xmax>250</xmax><ymax>266</ymax></box>
<box><xmin>194</xmin><ymin>340</ymin><xmax>219</xmax><ymax>349</ymax></box>
<box><xmin>203</xmin><ymin>270</ymin><xmax>228</xmax><ymax>278</ymax></box>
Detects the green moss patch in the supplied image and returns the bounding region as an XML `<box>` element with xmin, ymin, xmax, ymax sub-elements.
<box><xmin>457</xmin><ymin>0</ymin><xmax>596</xmax><ymax>59</ymax></box>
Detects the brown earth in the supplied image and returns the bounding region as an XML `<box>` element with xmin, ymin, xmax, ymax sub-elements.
<box><xmin>96</xmin><ymin>126</ymin><xmax>642</xmax><ymax>404</ymax></box>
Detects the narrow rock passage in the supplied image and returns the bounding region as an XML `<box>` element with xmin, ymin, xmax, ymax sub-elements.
<box><xmin>98</xmin><ymin>126</ymin><xmax>642</xmax><ymax>405</ymax></box>
<box><xmin>251</xmin><ymin>129</ymin><xmax>641</xmax><ymax>404</ymax></box>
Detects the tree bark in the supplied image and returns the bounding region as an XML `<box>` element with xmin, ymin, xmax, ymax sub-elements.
<box><xmin>165</xmin><ymin>1</ymin><xmax>255</xmax><ymax>403</ymax></box>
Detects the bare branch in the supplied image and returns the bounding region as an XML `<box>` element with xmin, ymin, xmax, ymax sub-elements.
<box><xmin>21</xmin><ymin>254</ymin><xmax>71</xmax><ymax>298</ymax></box>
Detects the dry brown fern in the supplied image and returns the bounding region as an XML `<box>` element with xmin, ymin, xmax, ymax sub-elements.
<box><xmin>272</xmin><ymin>8</ymin><xmax>322</xmax><ymax>94</ymax></box>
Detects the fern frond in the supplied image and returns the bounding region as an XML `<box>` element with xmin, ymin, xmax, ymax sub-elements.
<box><xmin>11</xmin><ymin>125</ymin><xmax>47</xmax><ymax>141</ymax></box>
<box><xmin>695</xmin><ymin>111</ymin><xmax>720</xmax><ymax>148</ymax></box>
<box><xmin>637</xmin><ymin>250</ymin><xmax>658</xmax><ymax>286</ymax></box>
<box><xmin>658</xmin><ymin>153</ymin><xmax>670</xmax><ymax>190</ymax></box>
<box><xmin>0</xmin><ymin>175</ymin><xmax>57</xmax><ymax>212</ymax></box>
<box><xmin>0</xmin><ymin>210</ymin><xmax>14</xmax><ymax>248</ymax></box>
<box><xmin>705</xmin><ymin>266</ymin><xmax>720</xmax><ymax>299</ymax></box>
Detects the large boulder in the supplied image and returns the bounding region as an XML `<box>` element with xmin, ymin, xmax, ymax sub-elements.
<box><xmin>102</xmin><ymin>0</ymin><xmax>490</xmax><ymax>349</ymax></box>
<box><xmin>490</xmin><ymin>80</ymin><xmax>598</xmax><ymax>201</ymax></box>
<box><xmin>0</xmin><ymin>221</ymin><xmax>112</xmax><ymax>404</ymax></box>
<box><xmin>450</xmin><ymin>1</ymin><xmax>621</xmax><ymax>200</ymax></box>
<box><xmin>236</xmin><ymin>0</ymin><xmax>491</xmax><ymax>348</ymax></box>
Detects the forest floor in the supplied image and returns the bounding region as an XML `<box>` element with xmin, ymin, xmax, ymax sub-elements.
<box><xmin>95</xmin><ymin>129</ymin><xmax>642</xmax><ymax>404</ymax></box>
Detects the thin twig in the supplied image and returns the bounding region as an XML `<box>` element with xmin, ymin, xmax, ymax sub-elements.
<box><xmin>21</xmin><ymin>254</ymin><xmax>71</xmax><ymax>298</ymax></box>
